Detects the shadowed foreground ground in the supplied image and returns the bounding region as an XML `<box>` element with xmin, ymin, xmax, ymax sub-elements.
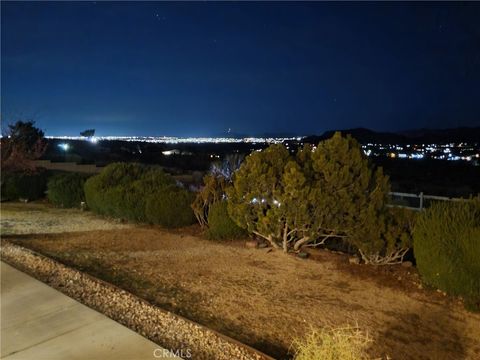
<box><xmin>2</xmin><ymin>203</ymin><xmax>480</xmax><ymax>359</ymax></box>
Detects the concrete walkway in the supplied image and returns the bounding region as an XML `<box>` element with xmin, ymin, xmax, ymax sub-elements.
<box><xmin>1</xmin><ymin>262</ymin><xmax>177</xmax><ymax>360</ymax></box>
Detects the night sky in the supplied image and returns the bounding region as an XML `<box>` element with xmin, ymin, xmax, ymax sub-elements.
<box><xmin>2</xmin><ymin>2</ymin><xmax>480</xmax><ymax>137</ymax></box>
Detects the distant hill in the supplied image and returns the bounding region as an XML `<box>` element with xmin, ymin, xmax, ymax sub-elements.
<box><xmin>303</xmin><ymin>127</ymin><xmax>480</xmax><ymax>145</ymax></box>
<box><xmin>398</xmin><ymin>127</ymin><xmax>480</xmax><ymax>144</ymax></box>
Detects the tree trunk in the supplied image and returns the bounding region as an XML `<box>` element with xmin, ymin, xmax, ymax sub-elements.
<box><xmin>293</xmin><ymin>236</ymin><xmax>310</xmax><ymax>251</ymax></box>
<box><xmin>253</xmin><ymin>231</ymin><xmax>281</xmax><ymax>249</ymax></box>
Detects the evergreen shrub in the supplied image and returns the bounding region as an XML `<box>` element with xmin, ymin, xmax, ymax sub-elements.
<box><xmin>145</xmin><ymin>188</ymin><xmax>196</xmax><ymax>228</ymax></box>
<box><xmin>1</xmin><ymin>170</ymin><xmax>47</xmax><ymax>201</ymax></box>
<box><xmin>207</xmin><ymin>201</ymin><xmax>246</xmax><ymax>240</ymax></box>
<box><xmin>47</xmin><ymin>172</ymin><xmax>88</xmax><ymax>208</ymax></box>
<box><xmin>414</xmin><ymin>198</ymin><xmax>480</xmax><ymax>311</ymax></box>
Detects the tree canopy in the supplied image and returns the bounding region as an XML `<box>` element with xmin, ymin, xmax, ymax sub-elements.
<box><xmin>227</xmin><ymin>132</ymin><xmax>410</xmax><ymax>264</ymax></box>
<box><xmin>227</xmin><ymin>144</ymin><xmax>292</xmax><ymax>249</ymax></box>
<box><xmin>1</xmin><ymin>120</ymin><xmax>47</xmax><ymax>173</ymax></box>
<box><xmin>80</xmin><ymin>129</ymin><xmax>95</xmax><ymax>137</ymax></box>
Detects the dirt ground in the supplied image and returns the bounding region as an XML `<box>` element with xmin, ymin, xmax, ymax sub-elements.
<box><xmin>2</xmin><ymin>203</ymin><xmax>480</xmax><ymax>359</ymax></box>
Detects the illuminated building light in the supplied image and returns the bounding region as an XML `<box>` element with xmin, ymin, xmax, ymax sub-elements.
<box><xmin>162</xmin><ymin>150</ymin><xmax>180</xmax><ymax>156</ymax></box>
<box><xmin>410</xmin><ymin>153</ymin><xmax>424</xmax><ymax>159</ymax></box>
<box><xmin>44</xmin><ymin>137</ymin><xmax>479</xmax><ymax>164</ymax></box>
<box><xmin>46</xmin><ymin>135</ymin><xmax>305</xmax><ymax>144</ymax></box>
<box><xmin>58</xmin><ymin>143</ymin><xmax>70</xmax><ymax>151</ymax></box>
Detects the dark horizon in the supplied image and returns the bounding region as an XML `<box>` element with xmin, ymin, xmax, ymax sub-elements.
<box><xmin>2</xmin><ymin>2</ymin><xmax>480</xmax><ymax>137</ymax></box>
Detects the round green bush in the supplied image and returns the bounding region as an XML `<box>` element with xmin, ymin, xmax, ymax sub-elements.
<box><xmin>47</xmin><ymin>173</ymin><xmax>88</xmax><ymax>208</ymax></box>
<box><xmin>413</xmin><ymin>198</ymin><xmax>480</xmax><ymax>310</ymax></box>
<box><xmin>84</xmin><ymin>163</ymin><xmax>175</xmax><ymax>221</ymax></box>
<box><xmin>207</xmin><ymin>201</ymin><xmax>247</xmax><ymax>240</ymax></box>
<box><xmin>145</xmin><ymin>189</ymin><xmax>195</xmax><ymax>228</ymax></box>
<box><xmin>1</xmin><ymin>170</ymin><xmax>47</xmax><ymax>201</ymax></box>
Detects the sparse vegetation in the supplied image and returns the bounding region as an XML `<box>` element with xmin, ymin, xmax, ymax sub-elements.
<box><xmin>414</xmin><ymin>198</ymin><xmax>480</xmax><ymax>311</ymax></box>
<box><xmin>210</xmin><ymin>153</ymin><xmax>244</xmax><ymax>180</ymax></box>
<box><xmin>291</xmin><ymin>324</ymin><xmax>373</xmax><ymax>360</ymax></box>
<box><xmin>47</xmin><ymin>172</ymin><xmax>88</xmax><ymax>208</ymax></box>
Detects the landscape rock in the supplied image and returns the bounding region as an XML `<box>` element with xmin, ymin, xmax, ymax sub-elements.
<box><xmin>401</xmin><ymin>261</ymin><xmax>413</xmax><ymax>268</ymax></box>
<box><xmin>297</xmin><ymin>252</ymin><xmax>309</xmax><ymax>259</ymax></box>
<box><xmin>0</xmin><ymin>241</ymin><xmax>272</xmax><ymax>360</ymax></box>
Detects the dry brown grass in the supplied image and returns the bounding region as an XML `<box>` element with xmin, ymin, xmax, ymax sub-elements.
<box><xmin>0</xmin><ymin>202</ymin><xmax>131</xmax><ymax>235</ymax></box>
<box><xmin>291</xmin><ymin>324</ymin><xmax>372</xmax><ymax>360</ymax></box>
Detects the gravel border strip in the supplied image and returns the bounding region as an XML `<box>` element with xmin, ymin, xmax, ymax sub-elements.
<box><xmin>1</xmin><ymin>241</ymin><xmax>275</xmax><ymax>360</ymax></box>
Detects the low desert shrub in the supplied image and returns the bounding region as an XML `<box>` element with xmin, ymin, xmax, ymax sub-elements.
<box><xmin>292</xmin><ymin>324</ymin><xmax>372</xmax><ymax>360</ymax></box>
<box><xmin>1</xmin><ymin>170</ymin><xmax>47</xmax><ymax>201</ymax></box>
<box><xmin>145</xmin><ymin>188</ymin><xmax>196</xmax><ymax>228</ymax></box>
<box><xmin>414</xmin><ymin>198</ymin><xmax>480</xmax><ymax>310</ymax></box>
<box><xmin>206</xmin><ymin>201</ymin><xmax>246</xmax><ymax>240</ymax></box>
<box><xmin>353</xmin><ymin>207</ymin><xmax>416</xmax><ymax>265</ymax></box>
<box><xmin>47</xmin><ymin>172</ymin><xmax>88</xmax><ymax>208</ymax></box>
<box><xmin>84</xmin><ymin>162</ymin><xmax>175</xmax><ymax>221</ymax></box>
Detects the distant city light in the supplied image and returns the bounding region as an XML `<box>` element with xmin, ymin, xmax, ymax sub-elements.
<box><xmin>45</xmin><ymin>136</ymin><xmax>479</xmax><ymax>165</ymax></box>
<box><xmin>58</xmin><ymin>143</ymin><xmax>70</xmax><ymax>151</ymax></box>
<box><xmin>410</xmin><ymin>153</ymin><xmax>424</xmax><ymax>159</ymax></box>
<box><xmin>46</xmin><ymin>135</ymin><xmax>303</xmax><ymax>145</ymax></box>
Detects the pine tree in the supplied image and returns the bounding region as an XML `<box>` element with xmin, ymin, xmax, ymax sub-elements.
<box><xmin>227</xmin><ymin>132</ymin><xmax>412</xmax><ymax>263</ymax></box>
